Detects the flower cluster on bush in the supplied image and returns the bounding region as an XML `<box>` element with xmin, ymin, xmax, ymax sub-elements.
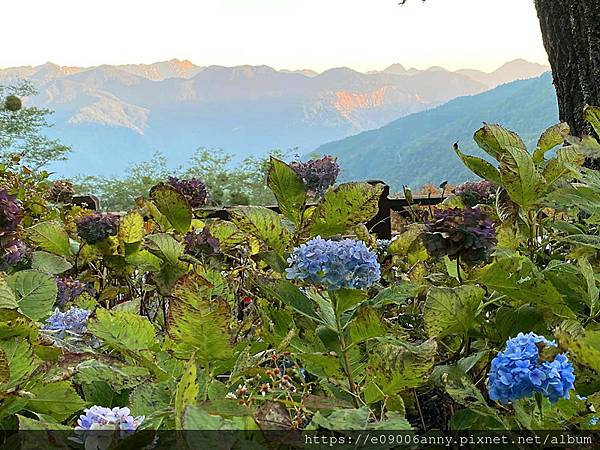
<box><xmin>76</xmin><ymin>213</ymin><xmax>119</xmax><ymax>245</ymax></box>
<box><xmin>454</xmin><ymin>181</ymin><xmax>497</xmax><ymax>207</ymax></box>
<box><xmin>56</xmin><ymin>277</ymin><xmax>95</xmax><ymax>308</ymax></box>
<box><xmin>286</xmin><ymin>236</ymin><xmax>381</xmax><ymax>289</ymax></box>
<box><xmin>0</xmin><ymin>190</ymin><xmax>23</xmax><ymax>233</ymax></box>
<box><xmin>488</xmin><ymin>332</ymin><xmax>575</xmax><ymax>404</ymax></box>
<box><xmin>290</xmin><ymin>156</ymin><xmax>340</xmax><ymax>196</ymax></box>
<box><xmin>49</xmin><ymin>179</ymin><xmax>75</xmax><ymax>203</ymax></box>
<box><xmin>43</xmin><ymin>307</ymin><xmax>91</xmax><ymax>338</ymax></box>
<box><xmin>421</xmin><ymin>207</ymin><xmax>496</xmax><ymax>264</ymax></box>
<box><xmin>167</xmin><ymin>176</ymin><xmax>208</xmax><ymax>208</ymax></box>
<box><xmin>0</xmin><ymin>239</ymin><xmax>32</xmax><ymax>271</ymax></box>
<box><xmin>183</xmin><ymin>226</ymin><xmax>220</xmax><ymax>257</ymax></box>
<box><xmin>76</xmin><ymin>406</ymin><xmax>144</xmax><ymax>432</ymax></box>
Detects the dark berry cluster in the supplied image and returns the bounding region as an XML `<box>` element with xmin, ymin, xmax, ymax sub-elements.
<box><xmin>421</xmin><ymin>207</ymin><xmax>496</xmax><ymax>264</ymax></box>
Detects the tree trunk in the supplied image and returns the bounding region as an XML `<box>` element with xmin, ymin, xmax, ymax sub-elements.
<box><xmin>534</xmin><ymin>0</ymin><xmax>600</xmax><ymax>137</ymax></box>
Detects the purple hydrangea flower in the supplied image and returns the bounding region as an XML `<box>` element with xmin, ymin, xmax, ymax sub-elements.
<box><xmin>290</xmin><ymin>156</ymin><xmax>340</xmax><ymax>196</ymax></box>
<box><xmin>421</xmin><ymin>207</ymin><xmax>496</xmax><ymax>264</ymax></box>
<box><xmin>166</xmin><ymin>176</ymin><xmax>208</xmax><ymax>208</ymax></box>
<box><xmin>76</xmin><ymin>406</ymin><xmax>144</xmax><ymax>432</ymax></box>
<box><xmin>183</xmin><ymin>226</ymin><xmax>220</xmax><ymax>257</ymax></box>
<box><xmin>487</xmin><ymin>332</ymin><xmax>575</xmax><ymax>404</ymax></box>
<box><xmin>76</xmin><ymin>213</ymin><xmax>119</xmax><ymax>245</ymax></box>
<box><xmin>0</xmin><ymin>190</ymin><xmax>23</xmax><ymax>233</ymax></box>
<box><xmin>1</xmin><ymin>239</ymin><xmax>32</xmax><ymax>271</ymax></box>
<box><xmin>286</xmin><ymin>237</ymin><xmax>381</xmax><ymax>289</ymax></box>
<box><xmin>43</xmin><ymin>307</ymin><xmax>91</xmax><ymax>338</ymax></box>
<box><xmin>55</xmin><ymin>277</ymin><xmax>95</xmax><ymax>308</ymax></box>
<box><xmin>454</xmin><ymin>181</ymin><xmax>497</xmax><ymax>207</ymax></box>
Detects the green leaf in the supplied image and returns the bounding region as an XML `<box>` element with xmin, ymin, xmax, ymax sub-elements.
<box><xmin>579</xmin><ymin>258</ymin><xmax>599</xmax><ymax>317</ymax></box>
<box><xmin>267</xmin><ymin>157</ymin><xmax>307</xmax><ymax>226</ymax></box>
<box><xmin>453</xmin><ymin>144</ymin><xmax>502</xmax><ymax>185</ymax></box>
<box><xmin>129</xmin><ymin>381</ymin><xmax>173</xmax><ymax>417</ymax></box>
<box><xmin>119</xmin><ymin>211</ymin><xmax>145</xmax><ymax>244</ymax></box>
<box><xmin>150</xmin><ymin>184</ymin><xmax>192</xmax><ymax>233</ymax></box>
<box><xmin>88</xmin><ymin>308</ymin><xmax>156</xmax><ymax>351</ymax></box>
<box><xmin>230</xmin><ymin>206</ymin><xmax>290</xmax><ymax>255</ymax></box>
<box><xmin>260</xmin><ymin>280</ymin><xmax>320</xmax><ymax>323</ymax></box>
<box><xmin>25</xmin><ymin>221</ymin><xmax>71</xmax><ymax>257</ymax></box>
<box><xmin>306</xmin><ymin>182</ymin><xmax>384</xmax><ymax>237</ymax></box>
<box><xmin>558</xmin><ymin>329</ymin><xmax>600</xmax><ymax>374</ymax></box>
<box><xmin>368</xmin><ymin>338</ymin><xmax>437</xmax><ymax>393</ymax></box>
<box><xmin>74</xmin><ymin>359</ymin><xmax>150</xmax><ymax>390</ymax></box>
<box><xmin>564</xmin><ymin>234</ymin><xmax>600</xmax><ymax>250</ymax></box>
<box><xmin>330</xmin><ymin>288</ymin><xmax>367</xmax><ymax>317</ymax></box>
<box><xmin>175</xmin><ymin>359</ymin><xmax>199</xmax><ymax>429</ymax></box>
<box><xmin>146</xmin><ymin>233</ymin><xmax>184</xmax><ymax>266</ymax></box>
<box><xmin>424</xmin><ymin>285</ymin><xmax>485</xmax><ymax>338</ymax></box>
<box><xmin>169</xmin><ymin>275</ymin><xmax>232</xmax><ymax>364</ymax></box>
<box><xmin>0</xmin><ymin>338</ymin><xmax>39</xmax><ymax>390</ymax></box>
<box><xmin>476</xmin><ymin>255</ymin><xmax>575</xmax><ymax>320</ymax></box>
<box><xmin>474</xmin><ymin>123</ymin><xmax>527</xmax><ymax>160</ymax></box>
<box><xmin>31</xmin><ymin>251</ymin><xmax>72</xmax><ymax>275</ymax></box>
<box><xmin>533</xmin><ymin>123</ymin><xmax>569</xmax><ymax>162</ymax></box>
<box><xmin>7</xmin><ymin>270</ymin><xmax>57</xmax><ymax>321</ymax></box>
<box><xmin>499</xmin><ymin>146</ymin><xmax>546</xmax><ymax>207</ymax></box>
<box><xmin>348</xmin><ymin>307</ymin><xmax>386</xmax><ymax>347</ymax></box>
<box><xmin>584</xmin><ymin>105</ymin><xmax>600</xmax><ymax>137</ymax></box>
<box><xmin>445</xmin><ymin>377</ymin><xmax>505</xmax><ymax>426</ymax></box>
<box><xmin>0</xmin><ymin>277</ymin><xmax>19</xmax><ymax>309</ymax></box>
<box><xmin>27</xmin><ymin>381</ymin><xmax>86</xmax><ymax>422</ymax></box>
<box><xmin>308</xmin><ymin>407</ymin><xmax>370</xmax><ymax>430</ymax></box>
<box><xmin>494</xmin><ymin>305</ymin><xmax>545</xmax><ymax>342</ymax></box>
<box><xmin>542</xmin><ymin>146</ymin><xmax>585</xmax><ymax>187</ymax></box>
<box><xmin>208</xmin><ymin>221</ymin><xmax>244</xmax><ymax>251</ymax></box>
<box><xmin>368</xmin><ymin>283</ymin><xmax>420</xmax><ymax>308</ymax></box>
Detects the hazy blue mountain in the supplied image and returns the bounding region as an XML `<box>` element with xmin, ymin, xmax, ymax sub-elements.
<box><xmin>0</xmin><ymin>60</ymin><xmax>548</xmax><ymax>178</ymax></box>
<box><xmin>315</xmin><ymin>73</ymin><xmax>559</xmax><ymax>191</ymax></box>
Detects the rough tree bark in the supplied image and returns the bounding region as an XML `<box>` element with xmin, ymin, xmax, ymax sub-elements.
<box><xmin>534</xmin><ymin>0</ymin><xmax>600</xmax><ymax>137</ymax></box>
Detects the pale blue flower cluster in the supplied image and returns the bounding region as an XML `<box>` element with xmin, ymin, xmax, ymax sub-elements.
<box><xmin>43</xmin><ymin>307</ymin><xmax>91</xmax><ymax>338</ymax></box>
<box><xmin>75</xmin><ymin>406</ymin><xmax>143</xmax><ymax>432</ymax></box>
<box><xmin>488</xmin><ymin>332</ymin><xmax>575</xmax><ymax>404</ymax></box>
<box><xmin>286</xmin><ymin>237</ymin><xmax>381</xmax><ymax>289</ymax></box>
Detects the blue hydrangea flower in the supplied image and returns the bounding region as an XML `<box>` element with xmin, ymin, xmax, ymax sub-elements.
<box><xmin>76</xmin><ymin>406</ymin><xmax>144</xmax><ymax>432</ymax></box>
<box><xmin>43</xmin><ymin>307</ymin><xmax>91</xmax><ymax>338</ymax></box>
<box><xmin>286</xmin><ymin>237</ymin><xmax>381</xmax><ymax>289</ymax></box>
<box><xmin>487</xmin><ymin>332</ymin><xmax>575</xmax><ymax>404</ymax></box>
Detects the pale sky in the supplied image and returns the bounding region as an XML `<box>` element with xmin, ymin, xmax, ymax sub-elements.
<box><xmin>2</xmin><ymin>0</ymin><xmax>548</xmax><ymax>72</ymax></box>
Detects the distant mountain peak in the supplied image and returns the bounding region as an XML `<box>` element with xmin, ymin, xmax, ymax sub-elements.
<box><xmin>383</xmin><ymin>63</ymin><xmax>407</xmax><ymax>75</ymax></box>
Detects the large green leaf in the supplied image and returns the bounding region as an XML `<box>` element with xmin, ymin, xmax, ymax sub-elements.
<box><xmin>558</xmin><ymin>329</ymin><xmax>600</xmax><ymax>374</ymax></box>
<box><xmin>150</xmin><ymin>184</ymin><xmax>192</xmax><ymax>233</ymax></box>
<box><xmin>74</xmin><ymin>359</ymin><xmax>150</xmax><ymax>391</ymax></box>
<box><xmin>499</xmin><ymin>146</ymin><xmax>546</xmax><ymax>207</ymax></box>
<box><xmin>542</xmin><ymin>146</ymin><xmax>585</xmax><ymax>187</ymax></box>
<box><xmin>230</xmin><ymin>206</ymin><xmax>290</xmax><ymax>255</ymax></box>
<box><xmin>306</xmin><ymin>182</ymin><xmax>384</xmax><ymax>237</ymax></box>
<box><xmin>260</xmin><ymin>280</ymin><xmax>320</xmax><ymax>323</ymax></box>
<box><xmin>175</xmin><ymin>359</ymin><xmax>199</xmax><ymax>429</ymax></box>
<box><xmin>474</xmin><ymin>123</ymin><xmax>527</xmax><ymax>160</ymax></box>
<box><xmin>119</xmin><ymin>211</ymin><xmax>145</xmax><ymax>244</ymax></box>
<box><xmin>146</xmin><ymin>233</ymin><xmax>184</xmax><ymax>266</ymax></box>
<box><xmin>476</xmin><ymin>255</ymin><xmax>575</xmax><ymax>320</ymax></box>
<box><xmin>348</xmin><ymin>307</ymin><xmax>386</xmax><ymax>347</ymax></box>
<box><xmin>533</xmin><ymin>123</ymin><xmax>569</xmax><ymax>163</ymax></box>
<box><xmin>169</xmin><ymin>275</ymin><xmax>232</xmax><ymax>364</ymax></box>
<box><xmin>7</xmin><ymin>270</ymin><xmax>57</xmax><ymax>321</ymax></box>
<box><xmin>564</xmin><ymin>234</ymin><xmax>600</xmax><ymax>250</ymax></box>
<box><xmin>424</xmin><ymin>285</ymin><xmax>485</xmax><ymax>338</ymax></box>
<box><xmin>25</xmin><ymin>221</ymin><xmax>71</xmax><ymax>257</ymax></box>
<box><xmin>0</xmin><ymin>338</ymin><xmax>39</xmax><ymax>390</ymax></box>
<box><xmin>453</xmin><ymin>144</ymin><xmax>501</xmax><ymax>185</ymax></box>
<box><xmin>267</xmin><ymin>157</ymin><xmax>307</xmax><ymax>226</ymax></box>
<box><xmin>0</xmin><ymin>277</ymin><xmax>18</xmax><ymax>309</ymax></box>
<box><xmin>27</xmin><ymin>381</ymin><xmax>86</xmax><ymax>422</ymax></box>
<box><xmin>88</xmin><ymin>308</ymin><xmax>156</xmax><ymax>351</ymax></box>
<box><xmin>494</xmin><ymin>306</ymin><xmax>545</xmax><ymax>342</ymax></box>
<box><xmin>31</xmin><ymin>251</ymin><xmax>72</xmax><ymax>275</ymax></box>
<box><xmin>368</xmin><ymin>338</ymin><xmax>437</xmax><ymax>394</ymax></box>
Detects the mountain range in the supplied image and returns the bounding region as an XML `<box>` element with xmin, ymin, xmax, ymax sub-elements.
<box><xmin>316</xmin><ymin>72</ymin><xmax>559</xmax><ymax>191</ymax></box>
<box><xmin>0</xmin><ymin>59</ymin><xmax>549</xmax><ymax>178</ymax></box>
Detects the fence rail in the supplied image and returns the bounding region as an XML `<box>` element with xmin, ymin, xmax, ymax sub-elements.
<box><xmin>73</xmin><ymin>181</ymin><xmax>444</xmax><ymax>240</ymax></box>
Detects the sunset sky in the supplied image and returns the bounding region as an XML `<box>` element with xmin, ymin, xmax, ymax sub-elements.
<box><xmin>3</xmin><ymin>0</ymin><xmax>548</xmax><ymax>72</ymax></box>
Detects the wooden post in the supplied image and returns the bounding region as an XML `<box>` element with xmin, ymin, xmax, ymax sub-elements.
<box><xmin>365</xmin><ymin>181</ymin><xmax>392</xmax><ymax>240</ymax></box>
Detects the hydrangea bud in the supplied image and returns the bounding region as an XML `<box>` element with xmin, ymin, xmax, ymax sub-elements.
<box><xmin>286</xmin><ymin>236</ymin><xmax>380</xmax><ymax>289</ymax></box>
<box><xmin>421</xmin><ymin>207</ymin><xmax>496</xmax><ymax>265</ymax></box>
<box><xmin>488</xmin><ymin>332</ymin><xmax>575</xmax><ymax>404</ymax></box>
